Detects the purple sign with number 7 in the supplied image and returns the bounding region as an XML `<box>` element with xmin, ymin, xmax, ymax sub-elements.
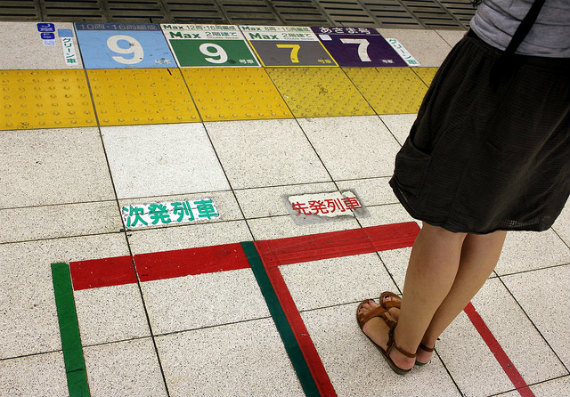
<box><xmin>311</xmin><ymin>26</ymin><xmax>407</xmax><ymax>67</ymax></box>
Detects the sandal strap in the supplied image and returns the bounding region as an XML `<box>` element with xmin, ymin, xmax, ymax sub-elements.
<box><xmin>386</xmin><ymin>328</ymin><xmax>416</xmax><ymax>359</ymax></box>
<box><xmin>357</xmin><ymin>301</ymin><xmax>397</xmax><ymax>329</ymax></box>
<box><xmin>380</xmin><ymin>291</ymin><xmax>402</xmax><ymax>310</ymax></box>
<box><xmin>418</xmin><ymin>343</ymin><xmax>434</xmax><ymax>353</ymax></box>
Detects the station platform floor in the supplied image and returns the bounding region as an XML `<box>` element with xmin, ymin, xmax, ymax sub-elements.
<box><xmin>1</xmin><ymin>21</ymin><xmax>569</xmax><ymax>397</ymax></box>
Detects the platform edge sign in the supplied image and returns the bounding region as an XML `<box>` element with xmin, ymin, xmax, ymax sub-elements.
<box><xmin>74</xmin><ymin>22</ymin><xmax>176</xmax><ymax>69</ymax></box>
<box><xmin>240</xmin><ymin>25</ymin><xmax>338</xmax><ymax>67</ymax></box>
<box><xmin>311</xmin><ymin>26</ymin><xmax>407</xmax><ymax>67</ymax></box>
<box><xmin>160</xmin><ymin>24</ymin><xmax>260</xmax><ymax>68</ymax></box>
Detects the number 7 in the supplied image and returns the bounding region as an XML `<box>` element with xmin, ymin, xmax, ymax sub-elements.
<box><xmin>276</xmin><ymin>44</ymin><xmax>301</xmax><ymax>63</ymax></box>
<box><xmin>340</xmin><ymin>38</ymin><xmax>371</xmax><ymax>62</ymax></box>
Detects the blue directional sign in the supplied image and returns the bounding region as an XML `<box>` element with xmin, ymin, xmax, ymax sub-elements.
<box><xmin>75</xmin><ymin>23</ymin><xmax>176</xmax><ymax>69</ymax></box>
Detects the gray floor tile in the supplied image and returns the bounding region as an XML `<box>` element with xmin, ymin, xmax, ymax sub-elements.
<box><xmin>0</xmin><ymin>234</ymin><xmax>129</xmax><ymax>359</ymax></box>
<box><xmin>0</xmin><ymin>22</ymin><xmax>83</xmax><ymax>69</ymax></box>
<box><xmin>297</xmin><ymin>116</ymin><xmax>401</xmax><ymax>180</ymax></box>
<box><xmin>356</xmin><ymin>203</ymin><xmax>419</xmax><ymax>227</ymax></box>
<box><xmin>84</xmin><ymin>338</ymin><xmax>167</xmax><ymax>397</ymax></box>
<box><xmin>377</xmin><ymin>29</ymin><xmax>453</xmax><ymax>67</ymax></box>
<box><xmin>378</xmin><ymin>247</ymin><xmax>411</xmax><ymax>290</ymax></box>
<box><xmin>502</xmin><ymin>265</ymin><xmax>570</xmax><ymax>369</ymax></box>
<box><xmin>247</xmin><ymin>214</ymin><xmax>360</xmax><ymax>240</ymax></box>
<box><xmin>0</xmin><ymin>128</ymin><xmax>115</xmax><ymax>208</ymax></box>
<box><xmin>281</xmin><ymin>254</ymin><xmax>398</xmax><ymax>311</ymax></box>
<box><xmin>0</xmin><ymin>201</ymin><xmax>122</xmax><ymax>244</ymax></box>
<box><xmin>530</xmin><ymin>376</ymin><xmax>570</xmax><ymax>397</ymax></box>
<box><xmin>206</xmin><ymin>119</ymin><xmax>331</xmax><ymax>189</ymax></box>
<box><xmin>141</xmin><ymin>268</ymin><xmax>269</xmax><ymax>335</ymax></box>
<box><xmin>472</xmin><ymin>279</ymin><xmax>567</xmax><ymax>384</ymax></box>
<box><xmin>435</xmin><ymin>311</ymin><xmax>514</xmax><ymax>397</ymax></box>
<box><xmin>235</xmin><ymin>182</ymin><xmax>337</xmax><ymax>219</ymax></box>
<box><xmin>552</xmin><ymin>202</ymin><xmax>570</xmax><ymax>246</ymax></box>
<box><xmin>337</xmin><ymin>177</ymin><xmax>398</xmax><ymax>207</ymax></box>
<box><xmin>379</xmin><ymin>114</ymin><xmax>416</xmax><ymax>145</ymax></box>
<box><xmin>0</xmin><ymin>352</ymin><xmax>68</xmax><ymax>397</ymax></box>
<box><xmin>496</xmin><ymin>230</ymin><xmax>570</xmax><ymax>275</ymax></box>
<box><xmin>75</xmin><ymin>284</ymin><xmax>150</xmax><ymax>346</ymax></box>
<box><xmin>436</xmin><ymin>29</ymin><xmax>468</xmax><ymax>48</ymax></box>
<box><xmin>156</xmin><ymin>318</ymin><xmax>304</xmax><ymax>397</ymax></box>
<box><xmin>101</xmin><ymin>123</ymin><xmax>230</xmax><ymax>199</ymax></box>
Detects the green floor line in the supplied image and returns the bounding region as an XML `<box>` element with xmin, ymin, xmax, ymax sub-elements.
<box><xmin>241</xmin><ymin>242</ymin><xmax>320</xmax><ymax>397</ymax></box>
<box><xmin>51</xmin><ymin>262</ymin><xmax>90</xmax><ymax>397</ymax></box>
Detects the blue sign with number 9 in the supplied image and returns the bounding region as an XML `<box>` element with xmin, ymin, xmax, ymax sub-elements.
<box><xmin>75</xmin><ymin>23</ymin><xmax>176</xmax><ymax>69</ymax></box>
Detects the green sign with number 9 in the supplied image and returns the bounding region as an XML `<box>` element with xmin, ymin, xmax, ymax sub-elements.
<box><xmin>169</xmin><ymin>39</ymin><xmax>259</xmax><ymax>67</ymax></box>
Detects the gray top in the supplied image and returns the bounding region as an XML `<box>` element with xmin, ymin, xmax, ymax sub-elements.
<box><xmin>470</xmin><ymin>0</ymin><xmax>570</xmax><ymax>57</ymax></box>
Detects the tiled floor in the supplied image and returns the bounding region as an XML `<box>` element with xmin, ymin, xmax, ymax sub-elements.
<box><xmin>0</xmin><ymin>21</ymin><xmax>569</xmax><ymax>397</ymax></box>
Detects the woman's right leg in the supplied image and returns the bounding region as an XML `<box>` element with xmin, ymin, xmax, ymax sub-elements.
<box><xmin>416</xmin><ymin>230</ymin><xmax>507</xmax><ymax>363</ymax></box>
<box><xmin>359</xmin><ymin>222</ymin><xmax>466</xmax><ymax>370</ymax></box>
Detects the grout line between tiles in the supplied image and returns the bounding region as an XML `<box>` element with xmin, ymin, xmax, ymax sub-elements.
<box><xmin>496</xmin><ymin>273</ymin><xmax>570</xmax><ymax>374</ymax></box>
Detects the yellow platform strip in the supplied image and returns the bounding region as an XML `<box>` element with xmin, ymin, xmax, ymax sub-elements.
<box><xmin>344</xmin><ymin>67</ymin><xmax>428</xmax><ymax>115</ymax></box>
<box><xmin>87</xmin><ymin>68</ymin><xmax>200</xmax><ymax>126</ymax></box>
<box><xmin>182</xmin><ymin>68</ymin><xmax>292</xmax><ymax>122</ymax></box>
<box><xmin>413</xmin><ymin>67</ymin><xmax>439</xmax><ymax>87</ymax></box>
<box><xmin>266</xmin><ymin>67</ymin><xmax>375</xmax><ymax>118</ymax></box>
<box><xmin>1</xmin><ymin>70</ymin><xmax>96</xmax><ymax>130</ymax></box>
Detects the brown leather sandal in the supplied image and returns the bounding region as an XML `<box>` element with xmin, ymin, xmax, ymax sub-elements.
<box><xmin>415</xmin><ymin>343</ymin><xmax>435</xmax><ymax>366</ymax></box>
<box><xmin>379</xmin><ymin>291</ymin><xmax>402</xmax><ymax>310</ymax></box>
<box><xmin>356</xmin><ymin>299</ymin><xmax>416</xmax><ymax>375</ymax></box>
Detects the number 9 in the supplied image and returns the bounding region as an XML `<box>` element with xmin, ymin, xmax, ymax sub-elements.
<box><xmin>199</xmin><ymin>43</ymin><xmax>228</xmax><ymax>64</ymax></box>
<box><xmin>107</xmin><ymin>35</ymin><xmax>144</xmax><ymax>65</ymax></box>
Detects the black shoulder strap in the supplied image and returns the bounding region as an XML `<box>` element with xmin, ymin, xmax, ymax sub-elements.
<box><xmin>490</xmin><ymin>0</ymin><xmax>546</xmax><ymax>86</ymax></box>
<box><xmin>504</xmin><ymin>0</ymin><xmax>546</xmax><ymax>55</ymax></box>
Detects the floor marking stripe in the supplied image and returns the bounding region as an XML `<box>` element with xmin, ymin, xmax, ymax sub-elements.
<box><xmin>59</xmin><ymin>223</ymin><xmax>535</xmax><ymax>396</ymax></box>
<box><xmin>68</xmin><ymin>223</ymin><xmax>419</xmax><ymax>290</ymax></box>
<box><xmin>70</xmin><ymin>256</ymin><xmax>136</xmax><ymax>290</ymax></box>
<box><xmin>464</xmin><ymin>303</ymin><xmax>535</xmax><ymax>397</ymax></box>
<box><xmin>258</xmin><ymin>247</ymin><xmax>338</xmax><ymax>397</ymax></box>
<box><xmin>256</xmin><ymin>222</ymin><xmax>420</xmax><ymax>267</ymax></box>
<box><xmin>51</xmin><ymin>263</ymin><xmax>90</xmax><ymax>397</ymax></box>
<box><xmin>135</xmin><ymin>243</ymin><xmax>250</xmax><ymax>282</ymax></box>
<box><xmin>241</xmin><ymin>242</ymin><xmax>322</xmax><ymax>397</ymax></box>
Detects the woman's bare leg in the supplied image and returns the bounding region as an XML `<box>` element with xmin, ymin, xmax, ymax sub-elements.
<box><xmin>389</xmin><ymin>223</ymin><xmax>467</xmax><ymax>368</ymax></box>
<box><xmin>359</xmin><ymin>223</ymin><xmax>466</xmax><ymax>370</ymax></box>
<box><xmin>359</xmin><ymin>223</ymin><xmax>507</xmax><ymax>370</ymax></box>
<box><xmin>415</xmin><ymin>229</ymin><xmax>507</xmax><ymax>363</ymax></box>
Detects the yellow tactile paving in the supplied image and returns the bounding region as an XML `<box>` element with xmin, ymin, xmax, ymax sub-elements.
<box><xmin>182</xmin><ymin>68</ymin><xmax>292</xmax><ymax>122</ymax></box>
<box><xmin>265</xmin><ymin>67</ymin><xmax>375</xmax><ymax>118</ymax></box>
<box><xmin>413</xmin><ymin>67</ymin><xmax>439</xmax><ymax>87</ymax></box>
<box><xmin>87</xmin><ymin>68</ymin><xmax>200</xmax><ymax>126</ymax></box>
<box><xmin>344</xmin><ymin>67</ymin><xmax>428</xmax><ymax>115</ymax></box>
<box><xmin>1</xmin><ymin>70</ymin><xmax>96</xmax><ymax>131</ymax></box>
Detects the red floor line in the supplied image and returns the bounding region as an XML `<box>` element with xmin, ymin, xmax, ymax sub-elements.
<box><xmin>256</xmin><ymin>222</ymin><xmax>420</xmax><ymax>268</ymax></box>
<box><xmin>134</xmin><ymin>243</ymin><xmax>250</xmax><ymax>282</ymax></box>
<box><xmin>263</xmin><ymin>258</ymin><xmax>338</xmax><ymax>397</ymax></box>
<box><xmin>464</xmin><ymin>303</ymin><xmax>535</xmax><ymax>397</ymax></box>
<box><xmin>69</xmin><ymin>223</ymin><xmax>420</xmax><ymax>290</ymax></box>
<box><xmin>70</xmin><ymin>255</ymin><xmax>136</xmax><ymax>291</ymax></box>
<box><xmin>254</xmin><ymin>222</ymin><xmax>420</xmax><ymax>397</ymax></box>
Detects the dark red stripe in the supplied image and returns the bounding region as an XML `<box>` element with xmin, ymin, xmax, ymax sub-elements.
<box><xmin>257</xmin><ymin>244</ymin><xmax>338</xmax><ymax>397</ymax></box>
<box><xmin>70</xmin><ymin>255</ymin><xmax>136</xmax><ymax>291</ymax></box>
<box><xmin>464</xmin><ymin>303</ymin><xmax>535</xmax><ymax>397</ymax></box>
<box><xmin>256</xmin><ymin>222</ymin><xmax>419</xmax><ymax>268</ymax></box>
<box><xmin>134</xmin><ymin>243</ymin><xmax>250</xmax><ymax>282</ymax></box>
<box><xmin>252</xmin><ymin>222</ymin><xmax>419</xmax><ymax>396</ymax></box>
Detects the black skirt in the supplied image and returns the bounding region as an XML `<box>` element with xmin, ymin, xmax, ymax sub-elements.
<box><xmin>390</xmin><ymin>31</ymin><xmax>570</xmax><ymax>234</ymax></box>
